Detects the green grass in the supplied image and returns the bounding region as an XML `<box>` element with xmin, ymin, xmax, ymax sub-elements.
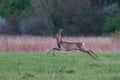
<box><xmin>0</xmin><ymin>52</ymin><xmax>120</xmax><ymax>80</ymax></box>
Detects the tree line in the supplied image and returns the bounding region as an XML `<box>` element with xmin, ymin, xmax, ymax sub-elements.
<box><xmin>0</xmin><ymin>0</ymin><xmax>120</xmax><ymax>36</ymax></box>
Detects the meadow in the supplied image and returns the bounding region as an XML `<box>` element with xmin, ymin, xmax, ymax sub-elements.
<box><xmin>0</xmin><ymin>52</ymin><xmax>120</xmax><ymax>80</ymax></box>
<box><xmin>0</xmin><ymin>36</ymin><xmax>119</xmax><ymax>52</ymax></box>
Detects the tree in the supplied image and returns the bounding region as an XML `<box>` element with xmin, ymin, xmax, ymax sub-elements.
<box><xmin>0</xmin><ymin>0</ymin><xmax>30</xmax><ymax>18</ymax></box>
<box><xmin>117</xmin><ymin>0</ymin><xmax>120</xmax><ymax>6</ymax></box>
<box><xmin>0</xmin><ymin>0</ymin><xmax>31</xmax><ymax>35</ymax></box>
<box><xmin>103</xmin><ymin>13</ymin><xmax>120</xmax><ymax>35</ymax></box>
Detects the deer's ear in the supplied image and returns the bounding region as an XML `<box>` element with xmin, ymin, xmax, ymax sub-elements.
<box><xmin>59</xmin><ymin>29</ymin><xmax>63</xmax><ymax>32</ymax></box>
<box><xmin>58</xmin><ymin>29</ymin><xmax>63</xmax><ymax>34</ymax></box>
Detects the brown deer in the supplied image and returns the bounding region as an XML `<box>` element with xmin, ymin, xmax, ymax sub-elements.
<box><xmin>47</xmin><ymin>29</ymin><xmax>99</xmax><ymax>60</ymax></box>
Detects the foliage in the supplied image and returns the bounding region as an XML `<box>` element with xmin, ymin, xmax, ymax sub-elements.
<box><xmin>0</xmin><ymin>17</ymin><xmax>5</xmax><ymax>25</ymax></box>
<box><xmin>102</xmin><ymin>4</ymin><xmax>120</xmax><ymax>35</ymax></box>
<box><xmin>111</xmin><ymin>31</ymin><xmax>120</xmax><ymax>42</ymax></box>
<box><xmin>0</xmin><ymin>0</ymin><xmax>120</xmax><ymax>36</ymax></box>
<box><xmin>20</xmin><ymin>17</ymin><xmax>54</xmax><ymax>35</ymax></box>
<box><xmin>0</xmin><ymin>52</ymin><xmax>120</xmax><ymax>80</ymax></box>
<box><xmin>19</xmin><ymin>0</ymin><xmax>56</xmax><ymax>35</ymax></box>
<box><xmin>0</xmin><ymin>14</ymin><xmax>23</xmax><ymax>34</ymax></box>
<box><xmin>117</xmin><ymin>0</ymin><xmax>120</xmax><ymax>6</ymax></box>
<box><xmin>103</xmin><ymin>13</ymin><xmax>120</xmax><ymax>35</ymax></box>
<box><xmin>28</xmin><ymin>0</ymin><xmax>119</xmax><ymax>36</ymax></box>
<box><xmin>0</xmin><ymin>0</ymin><xmax>31</xmax><ymax>18</ymax></box>
<box><xmin>0</xmin><ymin>0</ymin><xmax>31</xmax><ymax>35</ymax></box>
<box><xmin>112</xmin><ymin>31</ymin><xmax>120</xmax><ymax>37</ymax></box>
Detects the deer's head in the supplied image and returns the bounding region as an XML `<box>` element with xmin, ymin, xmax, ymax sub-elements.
<box><xmin>54</xmin><ymin>29</ymin><xmax>63</xmax><ymax>43</ymax></box>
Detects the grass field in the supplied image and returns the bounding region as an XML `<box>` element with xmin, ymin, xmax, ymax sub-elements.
<box><xmin>0</xmin><ymin>52</ymin><xmax>120</xmax><ymax>80</ymax></box>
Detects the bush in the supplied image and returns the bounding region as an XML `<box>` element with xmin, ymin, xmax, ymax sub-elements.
<box><xmin>0</xmin><ymin>17</ymin><xmax>5</xmax><ymax>25</ymax></box>
<box><xmin>111</xmin><ymin>31</ymin><xmax>120</xmax><ymax>38</ymax></box>
<box><xmin>103</xmin><ymin>13</ymin><xmax>120</xmax><ymax>35</ymax></box>
<box><xmin>0</xmin><ymin>14</ymin><xmax>22</xmax><ymax>35</ymax></box>
<box><xmin>111</xmin><ymin>31</ymin><xmax>120</xmax><ymax>42</ymax></box>
<box><xmin>102</xmin><ymin>4</ymin><xmax>120</xmax><ymax>35</ymax></box>
<box><xmin>0</xmin><ymin>0</ymin><xmax>31</xmax><ymax>18</ymax></box>
<box><xmin>20</xmin><ymin>17</ymin><xmax>54</xmax><ymax>36</ymax></box>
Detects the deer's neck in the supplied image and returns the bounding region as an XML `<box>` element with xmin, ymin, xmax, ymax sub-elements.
<box><xmin>57</xmin><ymin>39</ymin><xmax>63</xmax><ymax>48</ymax></box>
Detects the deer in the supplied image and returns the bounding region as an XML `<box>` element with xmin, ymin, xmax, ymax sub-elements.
<box><xmin>47</xmin><ymin>29</ymin><xmax>99</xmax><ymax>60</ymax></box>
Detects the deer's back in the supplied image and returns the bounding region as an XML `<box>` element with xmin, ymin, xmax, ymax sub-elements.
<box><xmin>60</xmin><ymin>41</ymin><xmax>83</xmax><ymax>51</ymax></box>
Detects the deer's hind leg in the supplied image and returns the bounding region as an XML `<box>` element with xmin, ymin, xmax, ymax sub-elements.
<box><xmin>89</xmin><ymin>49</ymin><xmax>99</xmax><ymax>58</ymax></box>
<box><xmin>79</xmin><ymin>47</ymin><xmax>97</xmax><ymax>60</ymax></box>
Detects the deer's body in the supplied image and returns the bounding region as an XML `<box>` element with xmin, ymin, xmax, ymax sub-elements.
<box><xmin>58</xmin><ymin>41</ymin><xmax>84</xmax><ymax>51</ymax></box>
<box><xmin>47</xmin><ymin>29</ymin><xmax>99</xmax><ymax>60</ymax></box>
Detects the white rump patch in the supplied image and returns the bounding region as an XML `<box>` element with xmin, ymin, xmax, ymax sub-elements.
<box><xmin>82</xmin><ymin>42</ymin><xmax>85</xmax><ymax>46</ymax></box>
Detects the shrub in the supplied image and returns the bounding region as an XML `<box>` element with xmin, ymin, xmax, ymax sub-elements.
<box><xmin>111</xmin><ymin>31</ymin><xmax>120</xmax><ymax>41</ymax></box>
<box><xmin>103</xmin><ymin>13</ymin><xmax>120</xmax><ymax>35</ymax></box>
<box><xmin>0</xmin><ymin>0</ymin><xmax>31</xmax><ymax>18</ymax></box>
<box><xmin>20</xmin><ymin>17</ymin><xmax>54</xmax><ymax>36</ymax></box>
<box><xmin>0</xmin><ymin>14</ymin><xmax>22</xmax><ymax>35</ymax></box>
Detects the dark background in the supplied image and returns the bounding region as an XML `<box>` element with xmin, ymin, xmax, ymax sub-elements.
<box><xmin>0</xmin><ymin>0</ymin><xmax>120</xmax><ymax>36</ymax></box>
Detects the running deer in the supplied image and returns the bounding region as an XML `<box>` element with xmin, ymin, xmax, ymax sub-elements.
<box><xmin>47</xmin><ymin>29</ymin><xmax>99</xmax><ymax>60</ymax></box>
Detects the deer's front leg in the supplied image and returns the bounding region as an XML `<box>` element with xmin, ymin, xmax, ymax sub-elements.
<box><xmin>47</xmin><ymin>48</ymin><xmax>54</xmax><ymax>54</ymax></box>
<box><xmin>47</xmin><ymin>48</ymin><xmax>60</xmax><ymax>56</ymax></box>
<box><xmin>52</xmin><ymin>48</ymin><xmax>61</xmax><ymax>56</ymax></box>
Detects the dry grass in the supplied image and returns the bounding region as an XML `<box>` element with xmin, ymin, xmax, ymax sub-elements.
<box><xmin>0</xmin><ymin>35</ymin><xmax>119</xmax><ymax>52</ymax></box>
